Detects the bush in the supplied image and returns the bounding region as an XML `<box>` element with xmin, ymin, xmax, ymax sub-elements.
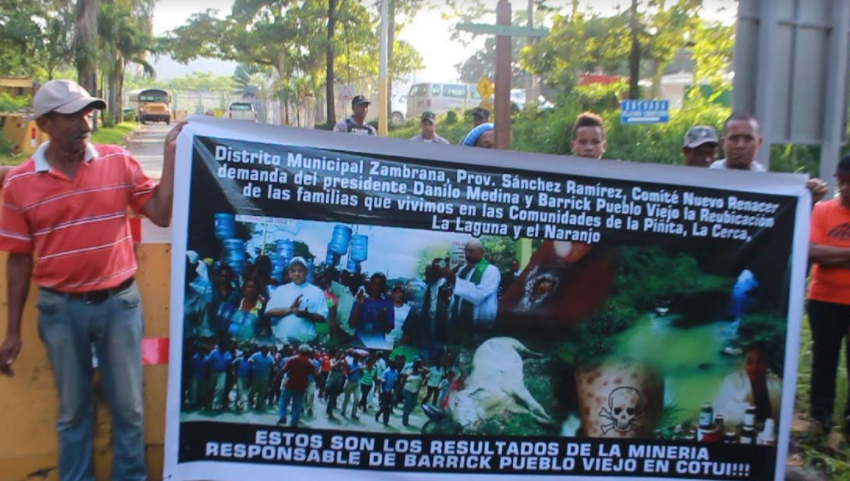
<box><xmin>386</xmin><ymin>86</ymin><xmax>831</xmax><ymax>175</ymax></box>
<box><xmin>0</xmin><ymin>93</ymin><xmax>31</xmax><ymax>113</ymax></box>
<box><xmin>0</xmin><ymin>135</ymin><xmax>14</xmax><ymax>156</ymax></box>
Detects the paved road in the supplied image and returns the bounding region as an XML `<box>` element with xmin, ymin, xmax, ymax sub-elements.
<box><xmin>126</xmin><ymin>122</ymin><xmax>170</xmax><ymax>179</ymax></box>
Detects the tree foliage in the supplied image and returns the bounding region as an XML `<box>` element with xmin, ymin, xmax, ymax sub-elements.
<box><xmin>521</xmin><ymin>0</ymin><xmax>716</xmax><ymax>99</ymax></box>
<box><xmin>158</xmin><ymin>0</ymin><xmax>423</xmax><ymax>125</ymax></box>
<box><xmin>99</xmin><ymin>2</ymin><xmax>155</xmax><ymax>125</ymax></box>
<box><xmin>0</xmin><ymin>0</ymin><xmax>75</xmax><ymax>79</ymax></box>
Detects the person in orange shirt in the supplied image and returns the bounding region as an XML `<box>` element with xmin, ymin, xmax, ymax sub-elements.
<box><xmin>808</xmin><ymin>154</ymin><xmax>850</xmax><ymax>431</ymax></box>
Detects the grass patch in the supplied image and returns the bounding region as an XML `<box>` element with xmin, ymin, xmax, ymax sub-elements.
<box><xmin>90</xmin><ymin>121</ymin><xmax>139</xmax><ymax>145</ymax></box>
<box><xmin>0</xmin><ymin>153</ymin><xmax>23</xmax><ymax>166</ymax></box>
<box><xmin>792</xmin><ymin>314</ymin><xmax>850</xmax><ymax>478</ymax></box>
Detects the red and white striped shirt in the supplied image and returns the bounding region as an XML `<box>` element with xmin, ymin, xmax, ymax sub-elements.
<box><xmin>0</xmin><ymin>142</ymin><xmax>157</xmax><ymax>292</ymax></box>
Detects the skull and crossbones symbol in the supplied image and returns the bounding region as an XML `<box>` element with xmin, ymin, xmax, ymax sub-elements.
<box><xmin>599</xmin><ymin>387</ymin><xmax>644</xmax><ymax>434</ymax></box>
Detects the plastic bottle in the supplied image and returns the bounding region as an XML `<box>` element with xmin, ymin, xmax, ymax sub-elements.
<box><xmin>350</xmin><ymin>235</ymin><xmax>369</xmax><ymax>263</ymax></box>
<box><xmin>329</xmin><ymin>225</ymin><xmax>352</xmax><ymax>255</ymax></box>
<box><xmin>214</xmin><ymin>213</ymin><xmax>235</xmax><ymax>240</ymax></box>
<box><xmin>697</xmin><ymin>403</ymin><xmax>719</xmax><ymax>442</ymax></box>
<box><xmin>740</xmin><ymin>404</ymin><xmax>757</xmax><ymax>444</ymax></box>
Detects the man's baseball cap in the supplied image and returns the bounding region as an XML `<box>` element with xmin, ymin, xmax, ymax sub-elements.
<box><xmin>836</xmin><ymin>154</ymin><xmax>850</xmax><ymax>176</ymax></box>
<box><xmin>471</xmin><ymin>107</ymin><xmax>490</xmax><ymax>120</ymax></box>
<box><xmin>352</xmin><ymin>95</ymin><xmax>371</xmax><ymax>107</ymax></box>
<box><xmin>421</xmin><ymin>111</ymin><xmax>436</xmax><ymax>123</ymax></box>
<box><xmin>27</xmin><ymin>79</ymin><xmax>106</xmax><ymax>120</ymax></box>
<box><xmin>298</xmin><ymin>344</ymin><xmax>312</xmax><ymax>354</ymax></box>
<box><xmin>288</xmin><ymin>256</ymin><xmax>308</xmax><ymax>269</ymax></box>
<box><xmin>683</xmin><ymin>125</ymin><xmax>719</xmax><ymax>149</ymax></box>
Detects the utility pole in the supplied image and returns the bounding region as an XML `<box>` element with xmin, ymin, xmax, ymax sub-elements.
<box><xmin>525</xmin><ymin>0</ymin><xmax>536</xmax><ymax>103</ymax></box>
<box><xmin>628</xmin><ymin>0</ymin><xmax>641</xmax><ymax>100</ymax></box>
<box><xmin>457</xmin><ymin>0</ymin><xmax>547</xmax><ymax>148</ymax></box>
<box><xmin>379</xmin><ymin>0</ymin><xmax>389</xmax><ymax>136</ymax></box>
<box><xmin>495</xmin><ymin>0</ymin><xmax>512</xmax><ymax>150</ymax></box>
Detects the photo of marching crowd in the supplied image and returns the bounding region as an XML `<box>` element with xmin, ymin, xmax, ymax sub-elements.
<box><xmin>180</xmin><ymin>205</ymin><xmax>791</xmax><ymax>444</ymax></box>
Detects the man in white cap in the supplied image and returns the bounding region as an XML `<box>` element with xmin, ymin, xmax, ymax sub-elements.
<box><xmin>681</xmin><ymin>125</ymin><xmax>720</xmax><ymax>167</ymax></box>
<box><xmin>0</xmin><ymin>79</ymin><xmax>184</xmax><ymax>480</ymax></box>
<box><xmin>265</xmin><ymin>257</ymin><xmax>328</xmax><ymax>343</ymax></box>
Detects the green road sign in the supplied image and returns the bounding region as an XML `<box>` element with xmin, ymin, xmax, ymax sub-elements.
<box><xmin>456</xmin><ymin>22</ymin><xmax>549</xmax><ymax>37</ymax></box>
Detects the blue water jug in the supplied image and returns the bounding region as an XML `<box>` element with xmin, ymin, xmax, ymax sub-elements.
<box><xmin>350</xmin><ymin>235</ymin><xmax>368</xmax><ymax>263</ymax></box>
<box><xmin>222</xmin><ymin>239</ymin><xmax>245</xmax><ymax>253</ymax></box>
<box><xmin>346</xmin><ymin>259</ymin><xmax>358</xmax><ymax>272</ymax></box>
<box><xmin>223</xmin><ymin>239</ymin><xmax>246</xmax><ymax>274</ymax></box>
<box><xmin>214</xmin><ymin>213</ymin><xmax>236</xmax><ymax>240</ymax></box>
<box><xmin>329</xmin><ymin>225</ymin><xmax>352</xmax><ymax>255</ymax></box>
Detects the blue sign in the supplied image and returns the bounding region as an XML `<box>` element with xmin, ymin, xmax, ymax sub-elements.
<box><xmin>621</xmin><ymin>99</ymin><xmax>670</xmax><ymax>124</ymax></box>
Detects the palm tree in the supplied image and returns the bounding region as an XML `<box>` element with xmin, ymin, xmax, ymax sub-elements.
<box><xmin>74</xmin><ymin>0</ymin><xmax>99</xmax><ymax>94</ymax></box>
<box><xmin>99</xmin><ymin>3</ymin><xmax>155</xmax><ymax>125</ymax></box>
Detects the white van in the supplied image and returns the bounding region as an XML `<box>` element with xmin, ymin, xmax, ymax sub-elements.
<box><xmin>407</xmin><ymin>83</ymin><xmax>482</xmax><ymax>118</ymax></box>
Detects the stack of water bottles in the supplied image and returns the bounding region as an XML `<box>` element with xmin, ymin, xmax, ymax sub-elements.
<box><xmin>274</xmin><ymin>239</ymin><xmax>296</xmax><ymax>282</ymax></box>
<box><xmin>215</xmin><ymin>213</ymin><xmax>247</xmax><ymax>275</ymax></box>
<box><xmin>325</xmin><ymin>224</ymin><xmax>369</xmax><ymax>272</ymax></box>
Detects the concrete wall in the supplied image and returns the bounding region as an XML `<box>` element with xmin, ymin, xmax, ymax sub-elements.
<box><xmin>0</xmin><ymin>114</ymin><xmax>49</xmax><ymax>158</ymax></box>
<box><xmin>0</xmin><ymin>243</ymin><xmax>171</xmax><ymax>481</ymax></box>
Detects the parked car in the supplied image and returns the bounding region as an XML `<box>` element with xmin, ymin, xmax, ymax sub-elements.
<box><xmin>226</xmin><ymin>101</ymin><xmax>259</xmax><ymax>122</ymax></box>
<box><xmin>406</xmin><ymin>83</ymin><xmax>481</xmax><ymax>118</ymax></box>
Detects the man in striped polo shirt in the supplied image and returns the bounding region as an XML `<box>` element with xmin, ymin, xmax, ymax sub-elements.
<box><xmin>0</xmin><ymin>79</ymin><xmax>183</xmax><ymax>481</ymax></box>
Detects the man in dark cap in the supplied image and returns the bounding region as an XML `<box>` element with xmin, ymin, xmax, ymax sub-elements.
<box><xmin>333</xmin><ymin>95</ymin><xmax>377</xmax><ymax>136</ymax></box>
<box><xmin>681</xmin><ymin>125</ymin><xmax>720</xmax><ymax>167</ymax></box>
<box><xmin>471</xmin><ymin>106</ymin><xmax>490</xmax><ymax>127</ymax></box>
<box><xmin>410</xmin><ymin>111</ymin><xmax>449</xmax><ymax>144</ymax></box>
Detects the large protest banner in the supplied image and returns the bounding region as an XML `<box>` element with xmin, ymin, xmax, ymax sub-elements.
<box><xmin>164</xmin><ymin>116</ymin><xmax>810</xmax><ymax>481</ymax></box>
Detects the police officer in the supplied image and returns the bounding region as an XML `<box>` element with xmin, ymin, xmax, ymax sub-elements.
<box><xmin>410</xmin><ymin>111</ymin><xmax>449</xmax><ymax>144</ymax></box>
<box><xmin>334</xmin><ymin>95</ymin><xmax>377</xmax><ymax>136</ymax></box>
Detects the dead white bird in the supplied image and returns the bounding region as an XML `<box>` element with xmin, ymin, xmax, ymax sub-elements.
<box><xmin>447</xmin><ymin>337</ymin><xmax>552</xmax><ymax>429</ymax></box>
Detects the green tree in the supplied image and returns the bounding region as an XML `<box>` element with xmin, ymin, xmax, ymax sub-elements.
<box><xmin>0</xmin><ymin>0</ymin><xmax>75</xmax><ymax>79</ymax></box>
<box><xmin>159</xmin><ymin>1</ymin><xmax>421</xmax><ymax>126</ymax></box>
<box><xmin>522</xmin><ymin>0</ymin><xmax>704</xmax><ymax>100</ymax></box>
<box><xmin>232</xmin><ymin>64</ymin><xmax>274</xmax><ymax>99</ymax></box>
<box><xmin>451</xmin><ymin>0</ymin><xmax>551</xmax><ymax>88</ymax></box>
<box><xmin>643</xmin><ymin>0</ymin><xmax>702</xmax><ymax>98</ymax></box>
<box><xmin>690</xmin><ymin>19</ymin><xmax>735</xmax><ymax>95</ymax></box>
<box><xmin>74</xmin><ymin>0</ymin><xmax>100</xmax><ymax>95</ymax></box>
<box><xmin>414</xmin><ymin>244</ymin><xmax>451</xmax><ymax>279</ymax></box>
<box><xmin>98</xmin><ymin>2</ymin><xmax>155</xmax><ymax>125</ymax></box>
<box><xmin>170</xmin><ymin>72</ymin><xmax>233</xmax><ymax>92</ymax></box>
<box><xmin>325</xmin><ymin>0</ymin><xmax>338</xmax><ymax>126</ymax></box>
<box><xmin>481</xmin><ymin>236</ymin><xmax>517</xmax><ymax>272</ymax></box>
<box><xmin>521</xmin><ymin>5</ymin><xmax>631</xmax><ymax>99</ymax></box>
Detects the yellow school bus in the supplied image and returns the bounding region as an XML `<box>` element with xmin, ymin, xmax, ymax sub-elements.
<box><xmin>137</xmin><ymin>88</ymin><xmax>171</xmax><ymax>124</ymax></box>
